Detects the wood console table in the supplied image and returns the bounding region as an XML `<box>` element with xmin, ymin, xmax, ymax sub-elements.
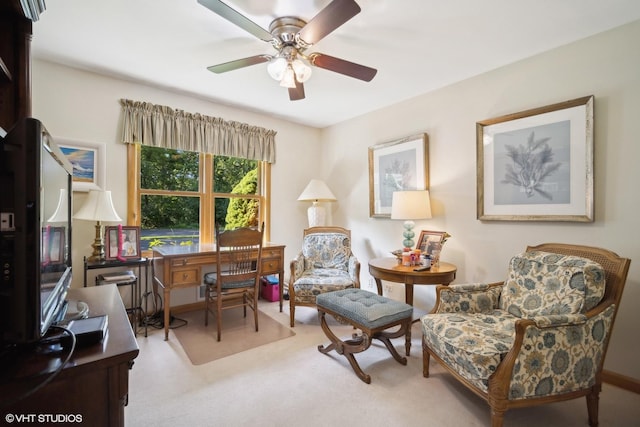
<box><xmin>152</xmin><ymin>243</ymin><xmax>285</xmax><ymax>341</ymax></box>
<box><xmin>0</xmin><ymin>285</ymin><xmax>139</xmax><ymax>427</ymax></box>
<box><xmin>368</xmin><ymin>257</ymin><xmax>457</xmax><ymax>319</ymax></box>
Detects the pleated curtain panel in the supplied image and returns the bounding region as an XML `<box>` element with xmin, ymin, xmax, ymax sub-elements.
<box><xmin>119</xmin><ymin>99</ymin><xmax>277</xmax><ymax>163</ymax></box>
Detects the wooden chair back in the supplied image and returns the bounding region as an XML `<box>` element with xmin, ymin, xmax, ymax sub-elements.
<box><xmin>215</xmin><ymin>225</ymin><xmax>264</xmax><ymax>288</ymax></box>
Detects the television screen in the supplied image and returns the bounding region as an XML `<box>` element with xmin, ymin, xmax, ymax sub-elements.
<box><xmin>0</xmin><ymin>118</ymin><xmax>73</xmax><ymax>345</ymax></box>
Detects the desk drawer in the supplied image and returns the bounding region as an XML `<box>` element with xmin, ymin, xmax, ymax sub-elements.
<box><xmin>262</xmin><ymin>248</ymin><xmax>282</xmax><ymax>259</ymax></box>
<box><xmin>261</xmin><ymin>257</ymin><xmax>282</xmax><ymax>275</ymax></box>
<box><xmin>169</xmin><ymin>255</ymin><xmax>212</xmax><ymax>267</ymax></box>
<box><xmin>171</xmin><ymin>268</ymin><xmax>199</xmax><ymax>285</ymax></box>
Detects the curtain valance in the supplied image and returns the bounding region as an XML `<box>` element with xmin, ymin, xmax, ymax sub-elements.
<box><xmin>120</xmin><ymin>99</ymin><xmax>276</xmax><ymax>163</ymax></box>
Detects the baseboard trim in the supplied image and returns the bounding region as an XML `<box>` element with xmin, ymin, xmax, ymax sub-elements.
<box><xmin>172</xmin><ymin>301</ymin><xmax>206</xmax><ymax>314</ymax></box>
<box><xmin>602</xmin><ymin>370</ymin><xmax>640</xmax><ymax>394</ymax></box>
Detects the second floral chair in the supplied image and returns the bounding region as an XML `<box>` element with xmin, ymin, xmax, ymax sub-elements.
<box><xmin>288</xmin><ymin>226</ymin><xmax>360</xmax><ymax>327</ymax></box>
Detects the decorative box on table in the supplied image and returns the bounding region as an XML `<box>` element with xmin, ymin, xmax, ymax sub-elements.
<box><xmin>260</xmin><ymin>275</ymin><xmax>279</xmax><ymax>302</ymax></box>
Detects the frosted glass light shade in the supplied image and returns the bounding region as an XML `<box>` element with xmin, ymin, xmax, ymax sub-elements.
<box><xmin>279</xmin><ymin>65</ymin><xmax>297</xmax><ymax>88</ymax></box>
<box><xmin>291</xmin><ymin>59</ymin><xmax>312</xmax><ymax>82</ymax></box>
<box><xmin>267</xmin><ymin>57</ymin><xmax>287</xmax><ymax>80</ymax></box>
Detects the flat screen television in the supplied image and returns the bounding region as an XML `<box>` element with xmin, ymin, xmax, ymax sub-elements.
<box><xmin>0</xmin><ymin>118</ymin><xmax>73</xmax><ymax>345</ymax></box>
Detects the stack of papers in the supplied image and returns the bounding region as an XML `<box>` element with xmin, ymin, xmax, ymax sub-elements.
<box><xmin>98</xmin><ymin>271</ymin><xmax>136</xmax><ymax>282</ymax></box>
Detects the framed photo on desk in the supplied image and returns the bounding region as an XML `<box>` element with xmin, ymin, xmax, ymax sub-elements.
<box><xmin>105</xmin><ymin>226</ymin><xmax>141</xmax><ymax>260</ymax></box>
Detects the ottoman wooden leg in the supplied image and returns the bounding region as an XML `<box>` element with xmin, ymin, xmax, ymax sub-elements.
<box><xmin>316</xmin><ymin>289</ymin><xmax>413</xmax><ymax>384</ymax></box>
<box><xmin>373</xmin><ymin>319</ymin><xmax>411</xmax><ymax>364</ymax></box>
<box><xmin>317</xmin><ymin>310</ymin><xmax>372</xmax><ymax>384</ymax></box>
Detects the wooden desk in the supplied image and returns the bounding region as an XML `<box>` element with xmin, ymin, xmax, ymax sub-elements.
<box><xmin>152</xmin><ymin>243</ymin><xmax>285</xmax><ymax>341</ymax></box>
<box><xmin>0</xmin><ymin>285</ymin><xmax>139</xmax><ymax>427</ymax></box>
<box><xmin>368</xmin><ymin>257</ymin><xmax>457</xmax><ymax>318</ymax></box>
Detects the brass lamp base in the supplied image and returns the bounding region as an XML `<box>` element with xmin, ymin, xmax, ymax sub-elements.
<box><xmin>87</xmin><ymin>221</ymin><xmax>106</xmax><ymax>263</ymax></box>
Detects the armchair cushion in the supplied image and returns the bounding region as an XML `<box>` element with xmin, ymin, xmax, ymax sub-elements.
<box><xmin>436</xmin><ymin>283</ymin><xmax>502</xmax><ymax>314</ymax></box>
<box><xmin>302</xmin><ymin>233</ymin><xmax>351</xmax><ymax>271</ymax></box>
<box><xmin>292</xmin><ymin>268</ymin><xmax>356</xmax><ymax>304</ymax></box>
<box><xmin>500</xmin><ymin>251</ymin><xmax>606</xmax><ymax>317</ymax></box>
<box><xmin>422</xmin><ymin>310</ymin><xmax>518</xmax><ymax>390</ymax></box>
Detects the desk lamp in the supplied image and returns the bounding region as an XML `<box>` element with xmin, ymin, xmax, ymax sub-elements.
<box><xmin>391</xmin><ymin>190</ymin><xmax>432</xmax><ymax>248</ymax></box>
<box><xmin>74</xmin><ymin>190</ymin><xmax>122</xmax><ymax>262</ymax></box>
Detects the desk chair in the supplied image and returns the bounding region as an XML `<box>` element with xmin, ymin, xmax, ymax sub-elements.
<box><xmin>203</xmin><ymin>224</ymin><xmax>264</xmax><ymax>341</ymax></box>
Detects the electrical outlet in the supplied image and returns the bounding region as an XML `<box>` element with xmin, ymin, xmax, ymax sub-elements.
<box><xmin>196</xmin><ymin>285</ymin><xmax>206</xmax><ymax>301</ymax></box>
<box><xmin>384</xmin><ymin>284</ymin><xmax>393</xmax><ymax>295</ymax></box>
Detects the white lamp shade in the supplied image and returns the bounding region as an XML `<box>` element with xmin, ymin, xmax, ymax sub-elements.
<box><xmin>391</xmin><ymin>190</ymin><xmax>432</xmax><ymax>220</ymax></box>
<box><xmin>297</xmin><ymin>179</ymin><xmax>337</xmax><ymax>202</ymax></box>
<box><xmin>74</xmin><ymin>190</ymin><xmax>122</xmax><ymax>222</ymax></box>
<box><xmin>47</xmin><ymin>188</ymin><xmax>69</xmax><ymax>223</ymax></box>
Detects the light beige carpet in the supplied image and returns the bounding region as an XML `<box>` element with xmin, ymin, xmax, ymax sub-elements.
<box><xmin>171</xmin><ymin>308</ymin><xmax>295</xmax><ymax>365</ymax></box>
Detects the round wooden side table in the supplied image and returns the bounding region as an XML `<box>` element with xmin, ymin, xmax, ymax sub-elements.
<box><xmin>368</xmin><ymin>257</ymin><xmax>457</xmax><ymax>313</ymax></box>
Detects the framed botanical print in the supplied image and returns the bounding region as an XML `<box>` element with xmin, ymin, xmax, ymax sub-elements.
<box><xmin>477</xmin><ymin>96</ymin><xmax>594</xmax><ymax>221</ymax></box>
<box><xmin>369</xmin><ymin>133</ymin><xmax>429</xmax><ymax>218</ymax></box>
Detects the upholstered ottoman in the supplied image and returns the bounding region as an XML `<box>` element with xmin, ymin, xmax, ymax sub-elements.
<box><xmin>316</xmin><ymin>288</ymin><xmax>413</xmax><ymax>384</ymax></box>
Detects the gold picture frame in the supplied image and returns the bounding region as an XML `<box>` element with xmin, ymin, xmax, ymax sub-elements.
<box><xmin>476</xmin><ymin>96</ymin><xmax>594</xmax><ymax>222</ymax></box>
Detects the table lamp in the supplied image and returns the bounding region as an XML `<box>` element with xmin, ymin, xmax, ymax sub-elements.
<box><xmin>297</xmin><ymin>179</ymin><xmax>337</xmax><ymax>227</ymax></box>
<box><xmin>74</xmin><ymin>190</ymin><xmax>122</xmax><ymax>262</ymax></box>
<box><xmin>391</xmin><ymin>190</ymin><xmax>432</xmax><ymax>248</ymax></box>
<box><xmin>47</xmin><ymin>189</ymin><xmax>69</xmax><ymax>223</ymax></box>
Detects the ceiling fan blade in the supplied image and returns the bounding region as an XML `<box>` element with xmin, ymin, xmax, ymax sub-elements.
<box><xmin>308</xmin><ymin>53</ymin><xmax>377</xmax><ymax>82</ymax></box>
<box><xmin>297</xmin><ymin>0</ymin><xmax>361</xmax><ymax>46</ymax></box>
<box><xmin>288</xmin><ymin>80</ymin><xmax>305</xmax><ymax>101</ymax></box>
<box><xmin>198</xmin><ymin>0</ymin><xmax>274</xmax><ymax>42</ymax></box>
<box><xmin>207</xmin><ymin>55</ymin><xmax>272</xmax><ymax>73</ymax></box>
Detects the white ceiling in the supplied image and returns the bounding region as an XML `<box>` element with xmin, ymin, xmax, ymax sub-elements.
<box><xmin>31</xmin><ymin>0</ymin><xmax>640</xmax><ymax>128</ymax></box>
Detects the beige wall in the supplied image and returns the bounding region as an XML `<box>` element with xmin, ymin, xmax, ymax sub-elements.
<box><xmin>32</xmin><ymin>60</ymin><xmax>321</xmax><ymax>304</ymax></box>
<box><xmin>33</xmin><ymin>19</ymin><xmax>639</xmax><ymax>379</ymax></box>
<box><xmin>323</xmin><ymin>20</ymin><xmax>640</xmax><ymax>379</ymax></box>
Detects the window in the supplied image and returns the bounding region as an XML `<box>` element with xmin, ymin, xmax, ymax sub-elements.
<box><xmin>127</xmin><ymin>144</ymin><xmax>270</xmax><ymax>255</ymax></box>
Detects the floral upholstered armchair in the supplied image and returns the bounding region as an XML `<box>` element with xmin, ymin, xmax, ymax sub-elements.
<box><xmin>288</xmin><ymin>227</ymin><xmax>360</xmax><ymax>327</ymax></box>
<box><xmin>421</xmin><ymin>243</ymin><xmax>630</xmax><ymax>427</ymax></box>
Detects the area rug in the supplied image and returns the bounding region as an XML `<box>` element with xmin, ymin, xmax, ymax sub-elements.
<box><xmin>171</xmin><ymin>308</ymin><xmax>295</xmax><ymax>365</ymax></box>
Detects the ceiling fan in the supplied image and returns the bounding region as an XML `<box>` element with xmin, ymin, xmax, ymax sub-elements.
<box><xmin>197</xmin><ymin>0</ymin><xmax>377</xmax><ymax>101</ymax></box>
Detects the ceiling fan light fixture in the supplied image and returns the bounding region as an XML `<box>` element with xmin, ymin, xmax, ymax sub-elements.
<box><xmin>279</xmin><ymin>64</ymin><xmax>297</xmax><ymax>88</ymax></box>
<box><xmin>267</xmin><ymin>57</ymin><xmax>287</xmax><ymax>81</ymax></box>
<box><xmin>292</xmin><ymin>59</ymin><xmax>312</xmax><ymax>83</ymax></box>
